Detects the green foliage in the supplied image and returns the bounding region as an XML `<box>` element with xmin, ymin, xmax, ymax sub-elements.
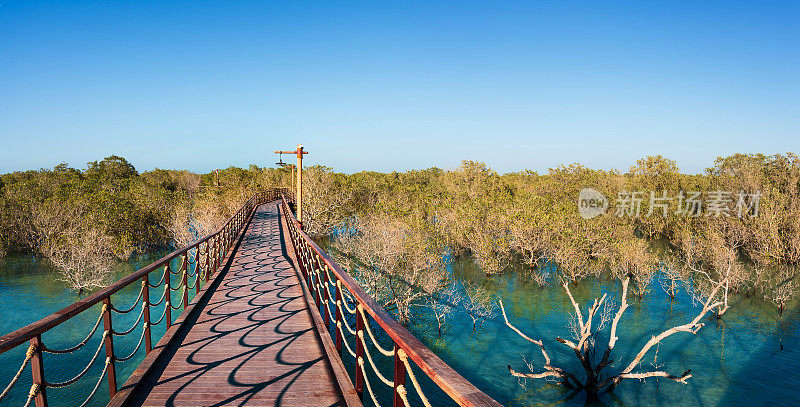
<box><xmin>0</xmin><ymin>156</ymin><xmax>290</xmax><ymax>292</ymax></box>
<box><xmin>317</xmin><ymin>154</ymin><xmax>800</xmax><ymax>309</ymax></box>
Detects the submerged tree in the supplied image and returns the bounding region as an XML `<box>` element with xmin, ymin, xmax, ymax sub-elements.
<box><xmin>463</xmin><ymin>283</ymin><xmax>497</xmax><ymax>331</ymax></box>
<box><xmin>425</xmin><ymin>281</ymin><xmax>460</xmax><ymax>337</ymax></box>
<box><xmin>500</xmin><ymin>277</ymin><xmax>727</xmax><ymax>403</ymax></box>
<box><xmin>332</xmin><ymin>212</ymin><xmax>449</xmax><ymax>324</ymax></box>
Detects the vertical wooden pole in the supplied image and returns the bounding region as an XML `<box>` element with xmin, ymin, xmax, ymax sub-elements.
<box><xmin>101</xmin><ymin>298</ymin><xmax>117</xmax><ymax>397</ymax></box>
<box><xmin>181</xmin><ymin>253</ymin><xmax>189</xmax><ymax>311</ymax></box>
<box><xmin>164</xmin><ymin>265</ymin><xmax>172</xmax><ymax>329</ymax></box>
<box><xmin>355</xmin><ymin>304</ymin><xmax>365</xmax><ymax>399</ymax></box>
<box><xmin>194</xmin><ymin>247</ymin><xmax>201</xmax><ymax>295</ymax></box>
<box><xmin>321</xmin><ymin>258</ymin><xmax>330</xmax><ymax>326</ymax></box>
<box><xmin>213</xmin><ymin>236</ymin><xmax>219</xmax><ymax>272</ymax></box>
<box><xmin>311</xmin><ymin>250</ymin><xmax>320</xmax><ymax>308</ymax></box>
<box><xmin>204</xmin><ymin>241</ymin><xmax>211</xmax><ymax>282</ymax></box>
<box><xmin>296</xmin><ymin>144</ymin><xmax>304</xmax><ymax>227</ymax></box>
<box><xmin>394</xmin><ymin>346</ymin><xmax>406</xmax><ymax>407</ymax></box>
<box><xmin>335</xmin><ymin>281</ymin><xmax>343</xmax><ymax>355</ymax></box>
<box><xmin>30</xmin><ymin>335</ymin><xmax>47</xmax><ymax>407</ymax></box>
<box><xmin>142</xmin><ymin>277</ymin><xmax>152</xmax><ymax>354</ymax></box>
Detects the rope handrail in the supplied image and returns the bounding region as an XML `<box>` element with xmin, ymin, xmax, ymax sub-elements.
<box><xmin>146</xmin><ymin>271</ymin><xmax>166</xmax><ymax>288</ymax></box>
<box><xmin>279</xmin><ymin>194</ymin><xmax>500</xmax><ymax>407</ymax></box>
<box><xmin>358</xmin><ymin>330</ymin><xmax>394</xmax><ymax>387</ymax></box>
<box><xmin>115</xmin><ymin>324</ymin><xmax>148</xmax><ymax>362</ymax></box>
<box><xmin>42</xmin><ymin>305</ymin><xmax>105</xmax><ymax>354</ymax></box>
<box><xmin>148</xmin><ymin>283</ymin><xmax>169</xmax><ymax>307</ymax></box>
<box><xmin>110</xmin><ymin>284</ymin><xmax>144</xmax><ymax>314</ymax></box>
<box><xmin>45</xmin><ymin>331</ymin><xmax>107</xmax><ymax>388</ymax></box>
<box><xmin>149</xmin><ymin>301</ymin><xmax>169</xmax><ymax>326</ymax></box>
<box><xmin>358</xmin><ymin>305</ymin><xmax>396</xmax><ymax>357</ymax></box>
<box><xmin>77</xmin><ymin>357</ymin><xmax>110</xmax><ymax>407</ymax></box>
<box><xmin>358</xmin><ymin>356</ymin><xmax>383</xmax><ymax>407</ymax></box>
<box><xmin>0</xmin><ymin>344</ymin><xmax>34</xmax><ymax>402</ymax></box>
<box><xmin>111</xmin><ymin>303</ymin><xmax>146</xmax><ymax>336</ymax></box>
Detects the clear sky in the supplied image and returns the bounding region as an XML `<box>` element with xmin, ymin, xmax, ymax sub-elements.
<box><xmin>1</xmin><ymin>1</ymin><xmax>797</xmax><ymax>174</ymax></box>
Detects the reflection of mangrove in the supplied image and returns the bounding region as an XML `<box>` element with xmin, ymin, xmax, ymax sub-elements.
<box><xmin>305</xmin><ymin>154</ymin><xmax>800</xmax><ymax>319</ymax></box>
<box><xmin>500</xmin><ymin>277</ymin><xmax>728</xmax><ymax>402</ymax></box>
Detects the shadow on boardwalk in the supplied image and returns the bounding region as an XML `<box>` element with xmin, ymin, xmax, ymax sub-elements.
<box><xmin>129</xmin><ymin>203</ymin><xmax>345</xmax><ymax>406</ymax></box>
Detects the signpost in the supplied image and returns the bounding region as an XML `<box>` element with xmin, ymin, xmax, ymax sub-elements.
<box><xmin>275</xmin><ymin>144</ymin><xmax>308</xmax><ymax>227</ymax></box>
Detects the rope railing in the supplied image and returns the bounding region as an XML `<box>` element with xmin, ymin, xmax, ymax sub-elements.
<box><xmin>0</xmin><ymin>345</ymin><xmax>34</xmax><ymax>403</ymax></box>
<box><xmin>279</xmin><ymin>195</ymin><xmax>500</xmax><ymax>407</ymax></box>
<box><xmin>110</xmin><ymin>285</ymin><xmax>144</xmax><ymax>314</ymax></box>
<box><xmin>41</xmin><ymin>306</ymin><xmax>105</xmax><ymax>355</ymax></box>
<box><xmin>0</xmin><ymin>188</ymin><xmax>288</xmax><ymax>406</ymax></box>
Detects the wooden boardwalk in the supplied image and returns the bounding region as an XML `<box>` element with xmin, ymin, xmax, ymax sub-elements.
<box><xmin>127</xmin><ymin>202</ymin><xmax>348</xmax><ymax>406</ymax></box>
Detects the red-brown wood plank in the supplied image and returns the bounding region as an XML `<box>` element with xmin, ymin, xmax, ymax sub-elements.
<box><xmin>128</xmin><ymin>203</ymin><xmax>347</xmax><ymax>406</ymax></box>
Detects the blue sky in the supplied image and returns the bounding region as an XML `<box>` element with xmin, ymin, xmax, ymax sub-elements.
<box><xmin>1</xmin><ymin>1</ymin><xmax>797</xmax><ymax>174</ymax></box>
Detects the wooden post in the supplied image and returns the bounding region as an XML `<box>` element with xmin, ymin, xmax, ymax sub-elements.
<box><xmin>321</xmin><ymin>257</ymin><xmax>330</xmax><ymax>326</ymax></box>
<box><xmin>101</xmin><ymin>298</ymin><xmax>117</xmax><ymax>397</ymax></box>
<box><xmin>335</xmin><ymin>281</ymin><xmax>343</xmax><ymax>354</ymax></box>
<box><xmin>142</xmin><ymin>277</ymin><xmax>152</xmax><ymax>354</ymax></box>
<box><xmin>213</xmin><ymin>236</ymin><xmax>220</xmax><ymax>272</ymax></box>
<box><xmin>204</xmin><ymin>241</ymin><xmax>211</xmax><ymax>282</ymax></box>
<box><xmin>296</xmin><ymin>144</ymin><xmax>304</xmax><ymax>226</ymax></box>
<box><xmin>164</xmin><ymin>265</ymin><xmax>172</xmax><ymax>329</ymax></box>
<box><xmin>181</xmin><ymin>253</ymin><xmax>189</xmax><ymax>311</ymax></box>
<box><xmin>394</xmin><ymin>346</ymin><xmax>406</xmax><ymax>407</ymax></box>
<box><xmin>311</xmin><ymin>250</ymin><xmax>320</xmax><ymax>309</ymax></box>
<box><xmin>355</xmin><ymin>304</ymin><xmax>365</xmax><ymax>399</ymax></box>
<box><xmin>275</xmin><ymin>146</ymin><xmax>307</xmax><ymax>218</ymax></box>
<box><xmin>194</xmin><ymin>247</ymin><xmax>201</xmax><ymax>295</ymax></box>
<box><xmin>30</xmin><ymin>335</ymin><xmax>47</xmax><ymax>407</ymax></box>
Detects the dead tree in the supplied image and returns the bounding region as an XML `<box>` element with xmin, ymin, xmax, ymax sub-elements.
<box><xmin>425</xmin><ymin>283</ymin><xmax>460</xmax><ymax>337</ymax></box>
<box><xmin>500</xmin><ymin>277</ymin><xmax>726</xmax><ymax>402</ymax></box>
<box><xmin>463</xmin><ymin>283</ymin><xmax>497</xmax><ymax>331</ymax></box>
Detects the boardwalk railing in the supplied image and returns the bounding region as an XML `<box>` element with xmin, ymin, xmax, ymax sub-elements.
<box><xmin>0</xmin><ymin>188</ymin><xmax>288</xmax><ymax>407</ymax></box>
<box><xmin>280</xmin><ymin>195</ymin><xmax>501</xmax><ymax>407</ymax></box>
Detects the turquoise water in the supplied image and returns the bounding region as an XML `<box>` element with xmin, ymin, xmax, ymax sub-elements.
<box><xmin>401</xmin><ymin>257</ymin><xmax>800</xmax><ymax>406</ymax></box>
<box><xmin>0</xmin><ymin>252</ymin><xmax>202</xmax><ymax>407</ymax></box>
<box><xmin>2</xmin><ymin>251</ymin><xmax>798</xmax><ymax>406</ymax></box>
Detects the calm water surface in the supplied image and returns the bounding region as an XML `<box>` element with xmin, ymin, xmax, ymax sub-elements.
<box><xmin>1</xmin><ymin>252</ymin><xmax>798</xmax><ymax>406</ymax></box>
<box><xmin>0</xmin><ymin>252</ymin><xmax>200</xmax><ymax>407</ymax></box>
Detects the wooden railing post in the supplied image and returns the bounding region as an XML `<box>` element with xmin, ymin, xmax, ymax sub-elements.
<box><xmin>204</xmin><ymin>241</ymin><xmax>211</xmax><ymax>282</ymax></box>
<box><xmin>292</xmin><ymin>222</ymin><xmax>309</xmax><ymax>287</ymax></box>
<box><xmin>101</xmin><ymin>298</ymin><xmax>117</xmax><ymax>397</ymax></box>
<box><xmin>335</xmin><ymin>281</ymin><xmax>343</xmax><ymax>354</ymax></box>
<box><xmin>194</xmin><ymin>247</ymin><xmax>201</xmax><ymax>295</ymax></box>
<box><xmin>181</xmin><ymin>253</ymin><xmax>189</xmax><ymax>311</ymax></box>
<box><xmin>142</xmin><ymin>277</ymin><xmax>152</xmax><ymax>354</ymax></box>
<box><xmin>310</xmin><ymin>248</ymin><xmax>320</xmax><ymax>308</ymax></box>
<box><xmin>164</xmin><ymin>265</ymin><xmax>172</xmax><ymax>329</ymax></box>
<box><xmin>29</xmin><ymin>335</ymin><xmax>47</xmax><ymax>407</ymax></box>
<box><xmin>394</xmin><ymin>345</ymin><xmax>406</xmax><ymax>407</ymax></box>
<box><xmin>355</xmin><ymin>304</ymin><xmax>365</xmax><ymax>400</ymax></box>
<box><xmin>321</xmin><ymin>258</ymin><xmax>331</xmax><ymax>326</ymax></box>
<box><xmin>213</xmin><ymin>236</ymin><xmax>219</xmax><ymax>272</ymax></box>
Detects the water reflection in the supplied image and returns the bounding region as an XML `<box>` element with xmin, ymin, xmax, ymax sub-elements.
<box><xmin>3</xmin><ymin>249</ymin><xmax>799</xmax><ymax>406</ymax></box>
<box><xmin>404</xmin><ymin>255</ymin><xmax>800</xmax><ymax>406</ymax></box>
<box><xmin>0</xmin><ymin>251</ymin><xmax>198</xmax><ymax>407</ymax></box>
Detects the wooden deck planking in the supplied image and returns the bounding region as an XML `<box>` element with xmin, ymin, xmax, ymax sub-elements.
<box><xmin>128</xmin><ymin>202</ymin><xmax>346</xmax><ymax>406</ymax></box>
